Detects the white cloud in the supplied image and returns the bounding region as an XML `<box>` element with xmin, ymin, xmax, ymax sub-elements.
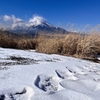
<box><xmin>3</xmin><ymin>15</ymin><xmax>22</xmax><ymax>23</ymax></box>
<box><xmin>3</xmin><ymin>15</ymin><xmax>12</xmax><ymax>21</ymax></box>
<box><xmin>12</xmin><ymin>21</ymin><xmax>28</xmax><ymax>29</ymax></box>
<box><xmin>29</xmin><ymin>15</ymin><xmax>45</xmax><ymax>26</ymax></box>
<box><xmin>1</xmin><ymin>15</ymin><xmax>46</xmax><ymax>29</ymax></box>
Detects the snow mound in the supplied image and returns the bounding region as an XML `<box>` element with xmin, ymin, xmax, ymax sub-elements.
<box><xmin>0</xmin><ymin>85</ymin><xmax>34</xmax><ymax>100</ymax></box>
<box><xmin>33</xmin><ymin>90</ymin><xmax>91</xmax><ymax>100</ymax></box>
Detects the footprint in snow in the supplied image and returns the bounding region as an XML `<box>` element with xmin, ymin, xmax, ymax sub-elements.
<box><xmin>55</xmin><ymin>69</ymin><xmax>78</xmax><ymax>80</ymax></box>
<box><xmin>34</xmin><ymin>74</ymin><xmax>58</xmax><ymax>92</ymax></box>
<box><xmin>0</xmin><ymin>86</ymin><xmax>34</xmax><ymax>100</ymax></box>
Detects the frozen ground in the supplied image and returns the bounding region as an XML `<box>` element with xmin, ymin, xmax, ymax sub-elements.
<box><xmin>0</xmin><ymin>47</ymin><xmax>100</xmax><ymax>100</ymax></box>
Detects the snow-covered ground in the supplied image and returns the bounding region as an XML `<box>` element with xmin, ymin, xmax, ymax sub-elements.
<box><xmin>0</xmin><ymin>47</ymin><xmax>100</xmax><ymax>100</ymax></box>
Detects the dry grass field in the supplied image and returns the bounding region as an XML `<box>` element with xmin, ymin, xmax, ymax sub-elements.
<box><xmin>0</xmin><ymin>28</ymin><xmax>100</xmax><ymax>60</ymax></box>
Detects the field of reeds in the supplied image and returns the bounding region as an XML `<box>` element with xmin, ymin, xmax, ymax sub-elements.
<box><xmin>0</xmin><ymin>27</ymin><xmax>100</xmax><ymax>60</ymax></box>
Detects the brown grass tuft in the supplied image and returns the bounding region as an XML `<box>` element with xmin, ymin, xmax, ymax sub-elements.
<box><xmin>0</xmin><ymin>32</ymin><xmax>17</xmax><ymax>48</ymax></box>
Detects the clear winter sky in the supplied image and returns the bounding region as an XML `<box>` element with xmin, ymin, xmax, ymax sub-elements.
<box><xmin>0</xmin><ymin>0</ymin><xmax>100</xmax><ymax>29</ymax></box>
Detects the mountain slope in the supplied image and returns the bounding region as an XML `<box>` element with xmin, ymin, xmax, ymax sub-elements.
<box><xmin>5</xmin><ymin>18</ymin><xmax>68</xmax><ymax>34</ymax></box>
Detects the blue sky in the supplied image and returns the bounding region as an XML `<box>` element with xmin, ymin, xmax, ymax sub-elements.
<box><xmin>0</xmin><ymin>0</ymin><xmax>100</xmax><ymax>29</ymax></box>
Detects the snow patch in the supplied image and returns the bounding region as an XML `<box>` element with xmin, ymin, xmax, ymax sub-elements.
<box><xmin>0</xmin><ymin>47</ymin><xmax>100</xmax><ymax>100</ymax></box>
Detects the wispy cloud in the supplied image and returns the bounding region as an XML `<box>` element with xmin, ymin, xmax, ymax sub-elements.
<box><xmin>29</xmin><ymin>15</ymin><xmax>44</xmax><ymax>24</ymax></box>
<box><xmin>0</xmin><ymin>15</ymin><xmax>45</xmax><ymax>29</ymax></box>
<box><xmin>3</xmin><ymin>15</ymin><xmax>22</xmax><ymax>23</ymax></box>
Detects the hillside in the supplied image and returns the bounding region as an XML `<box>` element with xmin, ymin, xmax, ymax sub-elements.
<box><xmin>0</xmin><ymin>48</ymin><xmax>100</xmax><ymax>100</ymax></box>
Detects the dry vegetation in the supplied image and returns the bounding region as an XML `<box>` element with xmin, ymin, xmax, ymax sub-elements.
<box><xmin>36</xmin><ymin>33</ymin><xmax>100</xmax><ymax>60</ymax></box>
<box><xmin>0</xmin><ymin>31</ymin><xmax>37</xmax><ymax>49</ymax></box>
<box><xmin>0</xmin><ymin>29</ymin><xmax>100</xmax><ymax>60</ymax></box>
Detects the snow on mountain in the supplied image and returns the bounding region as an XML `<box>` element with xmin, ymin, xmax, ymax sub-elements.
<box><xmin>0</xmin><ymin>47</ymin><xmax>100</xmax><ymax>100</ymax></box>
<box><xmin>2</xmin><ymin>15</ymin><xmax>68</xmax><ymax>34</ymax></box>
<box><xmin>29</xmin><ymin>15</ymin><xmax>45</xmax><ymax>26</ymax></box>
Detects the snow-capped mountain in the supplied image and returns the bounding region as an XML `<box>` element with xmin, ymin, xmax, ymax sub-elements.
<box><xmin>5</xmin><ymin>16</ymin><xmax>68</xmax><ymax>34</ymax></box>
